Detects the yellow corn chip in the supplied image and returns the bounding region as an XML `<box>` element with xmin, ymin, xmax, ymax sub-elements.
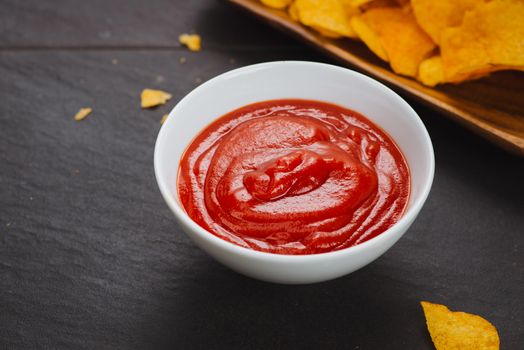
<box><xmin>421</xmin><ymin>301</ymin><xmax>500</xmax><ymax>350</ymax></box>
<box><xmin>394</xmin><ymin>0</ymin><xmax>410</xmax><ymax>7</ymax></box>
<box><xmin>310</xmin><ymin>26</ymin><xmax>345</xmax><ymax>38</ymax></box>
<box><xmin>347</xmin><ymin>0</ymin><xmax>373</xmax><ymax>7</ymax></box>
<box><xmin>439</xmin><ymin>0</ymin><xmax>524</xmax><ymax>83</ymax></box>
<box><xmin>73</xmin><ymin>108</ymin><xmax>92</xmax><ymax>121</ymax></box>
<box><xmin>411</xmin><ymin>0</ymin><xmax>480</xmax><ymax>45</ymax></box>
<box><xmin>353</xmin><ymin>8</ymin><xmax>436</xmax><ymax>76</ymax></box>
<box><xmin>260</xmin><ymin>0</ymin><xmax>292</xmax><ymax>9</ymax></box>
<box><xmin>294</xmin><ymin>0</ymin><xmax>358</xmax><ymax>38</ymax></box>
<box><xmin>350</xmin><ymin>16</ymin><xmax>388</xmax><ymax>61</ymax></box>
<box><xmin>288</xmin><ymin>2</ymin><xmax>300</xmax><ymax>20</ymax></box>
<box><xmin>418</xmin><ymin>56</ymin><xmax>445</xmax><ymax>87</ymax></box>
<box><xmin>307</xmin><ymin>0</ymin><xmax>361</xmax><ymax>38</ymax></box>
<box><xmin>179</xmin><ymin>34</ymin><xmax>201</xmax><ymax>52</ymax></box>
<box><xmin>141</xmin><ymin>89</ymin><xmax>172</xmax><ymax>109</ymax></box>
<box><xmin>360</xmin><ymin>0</ymin><xmax>398</xmax><ymax>10</ymax></box>
<box><xmin>340</xmin><ymin>0</ymin><xmax>363</xmax><ymax>16</ymax></box>
<box><xmin>160</xmin><ymin>114</ymin><xmax>169</xmax><ymax>125</ymax></box>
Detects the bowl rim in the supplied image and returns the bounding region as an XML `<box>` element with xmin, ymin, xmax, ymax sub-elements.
<box><xmin>154</xmin><ymin>60</ymin><xmax>435</xmax><ymax>262</ymax></box>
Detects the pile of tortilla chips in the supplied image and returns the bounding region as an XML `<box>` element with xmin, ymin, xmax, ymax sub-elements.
<box><xmin>259</xmin><ymin>0</ymin><xmax>524</xmax><ymax>86</ymax></box>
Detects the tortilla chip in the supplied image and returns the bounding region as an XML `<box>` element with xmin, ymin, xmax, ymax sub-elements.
<box><xmin>310</xmin><ymin>26</ymin><xmax>346</xmax><ymax>38</ymax></box>
<box><xmin>179</xmin><ymin>34</ymin><xmax>201</xmax><ymax>52</ymax></box>
<box><xmin>347</xmin><ymin>0</ymin><xmax>373</xmax><ymax>7</ymax></box>
<box><xmin>353</xmin><ymin>7</ymin><xmax>436</xmax><ymax>76</ymax></box>
<box><xmin>160</xmin><ymin>114</ymin><xmax>169</xmax><ymax>125</ymax></box>
<box><xmin>360</xmin><ymin>0</ymin><xmax>398</xmax><ymax>11</ymax></box>
<box><xmin>411</xmin><ymin>0</ymin><xmax>480</xmax><ymax>45</ymax></box>
<box><xmin>418</xmin><ymin>56</ymin><xmax>444</xmax><ymax>87</ymax></box>
<box><xmin>350</xmin><ymin>16</ymin><xmax>388</xmax><ymax>61</ymax></box>
<box><xmin>340</xmin><ymin>0</ymin><xmax>363</xmax><ymax>16</ymax></box>
<box><xmin>288</xmin><ymin>2</ymin><xmax>300</xmax><ymax>20</ymax></box>
<box><xmin>261</xmin><ymin>0</ymin><xmax>292</xmax><ymax>9</ymax></box>
<box><xmin>421</xmin><ymin>301</ymin><xmax>500</xmax><ymax>350</ymax></box>
<box><xmin>73</xmin><ymin>108</ymin><xmax>92</xmax><ymax>121</ymax></box>
<box><xmin>393</xmin><ymin>0</ymin><xmax>410</xmax><ymax>7</ymax></box>
<box><xmin>439</xmin><ymin>0</ymin><xmax>524</xmax><ymax>83</ymax></box>
<box><xmin>141</xmin><ymin>89</ymin><xmax>172</xmax><ymax>108</ymax></box>
<box><xmin>294</xmin><ymin>0</ymin><xmax>358</xmax><ymax>38</ymax></box>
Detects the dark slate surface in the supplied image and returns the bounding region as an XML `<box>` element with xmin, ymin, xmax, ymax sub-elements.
<box><xmin>0</xmin><ymin>1</ymin><xmax>523</xmax><ymax>349</ymax></box>
<box><xmin>0</xmin><ymin>0</ymin><xmax>299</xmax><ymax>49</ymax></box>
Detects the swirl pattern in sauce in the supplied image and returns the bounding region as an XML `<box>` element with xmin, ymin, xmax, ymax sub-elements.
<box><xmin>178</xmin><ymin>100</ymin><xmax>410</xmax><ymax>255</ymax></box>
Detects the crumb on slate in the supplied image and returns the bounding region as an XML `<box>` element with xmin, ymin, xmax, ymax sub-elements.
<box><xmin>73</xmin><ymin>108</ymin><xmax>92</xmax><ymax>121</ymax></box>
<box><xmin>141</xmin><ymin>89</ymin><xmax>172</xmax><ymax>108</ymax></box>
<box><xmin>179</xmin><ymin>33</ymin><xmax>201</xmax><ymax>52</ymax></box>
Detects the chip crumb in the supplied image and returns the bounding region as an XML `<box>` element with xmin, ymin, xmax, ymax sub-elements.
<box><xmin>179</xmin><ymin>33</ymin><xmax>201</xmax><ymax>52</ymax></box>
<box><xmin>229</xmin><ymin>57</ymin><xmax>236</xmax><ymax>64</ymax></box>
<box><xmin>111</xmin><ymin>58</ymin><xmax>118</xmax><ymax>65</ymax></box>
<box><xmin>141</xmin><ymin>89</ymin><xmax>172</xmax><ymax>108</ymax></box>
<box><xmin>421</xmin><ymin>301</ymin><xmax>499</xmax><ymax>350</ymax></box>
<box><xmin>156</xmin><ymin>75</ymin><xmax>165</xmax><ymax>83</ymax></box>
<box><xmin>73</xmin><ymin>108</ymin><xmax>92</xmax><ymax>121</ymax></box>
<box><xmin>160</xmin><ymin>114</ymin><xmax>169</xmax><ymax>125</ymax></box>
<box><xmin>72</xmin><ymin>169</ymin><xmax>80</xmax><ymax>176</ymax></box>
<box><xmin>179</xmin><ymin>56</ymin><xmax>187</xmax><ymax>64</ymax></box>
<box><xmin>6</xmin><ymin>222</ymin><xmax>11</xmax><ymax>227</ymax></box>
<box><xmin>195</xmin><ymin>77</ymin><xmax>202</xmax><ymax>84</ymax></box>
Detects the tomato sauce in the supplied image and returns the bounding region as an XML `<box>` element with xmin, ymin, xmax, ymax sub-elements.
<box><xmin>178</xmin><ymin>100</ymin><xmax>410</xmax><ymax>255</ymax></box>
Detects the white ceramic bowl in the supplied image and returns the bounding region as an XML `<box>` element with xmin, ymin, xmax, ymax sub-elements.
<box><xmin>154</xmin><ymin>61</ymin><xmax>434</xmax><ymax>284</ymax></box>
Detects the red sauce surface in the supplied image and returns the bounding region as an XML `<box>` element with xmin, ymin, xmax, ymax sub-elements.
<box><xmin>178</xmin><ymin>100</ymin><xmax>410</xmax><ymax>255</ymax></box>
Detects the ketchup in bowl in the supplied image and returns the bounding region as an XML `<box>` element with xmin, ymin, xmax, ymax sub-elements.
<box><xmin>178</xmin><ymin>99</ymin><xmax>410</xmax><ymax>255</ymax></box>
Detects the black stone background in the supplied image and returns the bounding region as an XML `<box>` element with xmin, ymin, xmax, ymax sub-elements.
<box><xmin>1</xmin><ymin>1</ymin><xmax>523</xmax><ymax>349</ymax></box>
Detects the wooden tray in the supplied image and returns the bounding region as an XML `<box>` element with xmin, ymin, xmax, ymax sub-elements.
<box><xmin>226</xmin><ymin>0</ymin><xmax>524</xmax><ymax>156</ymax></box>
